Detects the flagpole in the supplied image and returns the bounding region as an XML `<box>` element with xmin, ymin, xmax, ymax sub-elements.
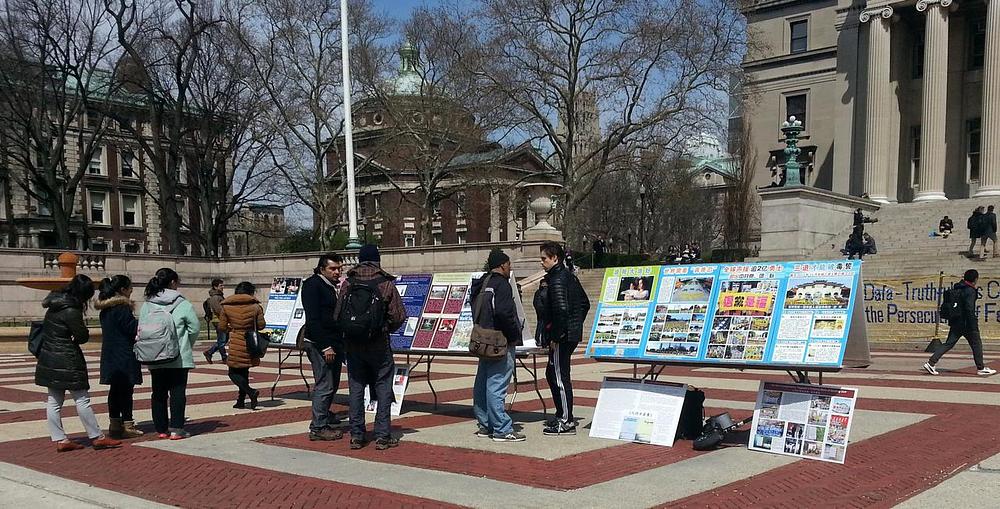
<box><xmin>342</xmin><ymin>0</ymin><xmax>361</xmax><ymax>249</ymax></box>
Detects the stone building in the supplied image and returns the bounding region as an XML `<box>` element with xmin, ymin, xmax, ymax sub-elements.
<box><xmin>739</xmin><ymin>0</ymin><xmax>999</xmax><ymax>203</ymax></box>
<box><xmin>232</xmin><ymin>204</ymin><xmax>287</xmax><ymax>255</ymax></box>
<box><xmin>325</xmin><ymin>43</ymin><xmax>550</xmax><ymax>247</ymax></box>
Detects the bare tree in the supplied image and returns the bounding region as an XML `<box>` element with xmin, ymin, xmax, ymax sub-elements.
<box><xmin>0</xmin><ymin>0</ymin><xmax>118</xmax><ymax>248</ymax></box>
<box><xmin>226</xmin><ymin>0</ymin><xmax>390</xmax><ymax>249</ymax></box>
<box><xmin>455</xmin><ymin>0</ymin><xmax>746</xmax><ymax>243</ymax></box>
<box><xmin>722</xmin><ymin>109</ymin><xmax>760</xmax><ymax>257</ymax></box>
<box><xmin>104</xmin><ymin>0</ymin><xmax>223</xmax><ymax>255</ymax></box>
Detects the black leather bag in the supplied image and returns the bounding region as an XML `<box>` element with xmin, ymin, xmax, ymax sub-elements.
<box><xmin>245</xmin><ymin>330</ymin><xmax>271</xmax><ymax>358</ymax></box>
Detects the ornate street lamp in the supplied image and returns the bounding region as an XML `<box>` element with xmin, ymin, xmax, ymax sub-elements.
<box><xmin>780</xmin><ymin>115</ymin><xmax>805</xmax><ymax>187</ymax></box>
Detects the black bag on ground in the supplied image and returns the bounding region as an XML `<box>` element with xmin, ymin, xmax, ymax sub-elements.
<box><xmin>338</xmin><ymin>277</ymin><xmax>387</xmax><ymax>343</ymax></box>
<box><xmin>27</xmin><ymin>320</ymin><xmax>44</xmax><ymax>357</ymax></box>
<box><xmin>676</xmin><ymin>387</ymin><xmax>706</xmax><ymax>440</ymax></box>
<box><xmin>245</xmin><ymin>330</ymin><xmax>270</xmax><ymax>357</ymax></box>
<box><xmin>939</xmin><ymin>288</ymin><xmax>959</xmax><ymax>320</ymax></box>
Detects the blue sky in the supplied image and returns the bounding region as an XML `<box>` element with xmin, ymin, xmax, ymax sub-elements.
<box><xmin>371</xmin><ymin>0</ymin><xmax>430</xmax><ymax>20</ymax></box>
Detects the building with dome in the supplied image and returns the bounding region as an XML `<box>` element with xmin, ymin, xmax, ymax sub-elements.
<box><xmin>325</xmin><ymin>43</ymin><xmax>551</xmax><ymax>247</ymax></box>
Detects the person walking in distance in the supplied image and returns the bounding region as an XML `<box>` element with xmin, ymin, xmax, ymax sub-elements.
<box><xmin>985</xmin><ymin>205</ymin><xmax>999</xmax><ymax>258</ymax></box>
<box><xmin>336</xmin><ymin>245</ymin><xmax>407</xmax><ymax>450</ymax></box>
<box><xmin>301</xmin><ymin>253</ymin><xmax>347</xmax><ymax>441</ymax></box>
<box><xmin>36</xmin><ymin>275</ymin><xmax>122</xmax><ymax>452</ymax></box>
<box><xmin>141</xmin><ymin>268</ymin><xmax>201</xmax><ymax>439</ymax></box>
<box><xmin>202</xmin><ymin>279</ymin><xmax>227</xmax><ymax>364</ymax></box>
<box><xmin>96</xmin><ymin>275</ymin><xmax>143</xmax><ymax>439</ymax></box>
<box><xmin>218</xmin><ymin>282</ymin><xmax>266</xmax><ymax>410</ymax></box>
<box><xmin>534</xmin><ymin>242</ymin><xmax>591</xmax><ymax>435</ymax></box>
<box><xmin>471</xmin><ymin>250</ymin><xmax>525</xmax><ymax>442</ymax></box>
<box><xmin>924</xmin><ymin>269</ymin><xmax>997</xmax><ymax>376</ymax></box>
<box><xmin>967</xmin><ymin>206</ymin><xmax>986</xmax><ymax>257</ymax></box>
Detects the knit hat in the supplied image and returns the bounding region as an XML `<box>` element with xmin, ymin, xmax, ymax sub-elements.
<box><xmin>487</xmin><ymin>250</ymin><xmax>510</xmax><ymax>270</ymax></box>
<box><xmin>358</xmin><ymin>244</ymin><xmax>381</xmax><ymax>264</ymax></box>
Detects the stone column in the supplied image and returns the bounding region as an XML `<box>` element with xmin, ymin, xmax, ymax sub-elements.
<box><xmin>860</xmin><ymin>6</ymin><xmax>894</xmax><ymax>204</ymax></box>
<box><xmin>914</xmin><ymin>0</ymin><xmax>952</xmax><ymax>201</ymax></box>
<box><xmin>977</xmin><ymin>0</ymin><xmax>1000</xmax><ymax>196</ymax></box>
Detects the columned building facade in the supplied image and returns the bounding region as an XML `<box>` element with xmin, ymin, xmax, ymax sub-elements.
<box><xmin>741</xmin><ymin>0</ymin><xmax>998</xmax><ymax>203</ymax></box>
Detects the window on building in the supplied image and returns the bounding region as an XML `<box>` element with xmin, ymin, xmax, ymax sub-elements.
<box><xmin>912</xmin><ymin>31</ymin><xmax>925</xmax><ymax>79</ymax></box>
<box><xmin>969</xmin><ymin>118</ymin><xmax>982</xmax><ymax>182</ymax></box>
<box><xmin>120</xmin><ymin>149</ymin><xmax>136</xmax><ymax>179</ymax></box>
<box><xmin>0</xmin><ymin>184</ymin><xmax>6</xmax><ymax>220</ymax></box>
<box><xmin>177</xmin><ymin>157</ymin><xmax>188</xmax><ymax>185</ymax></box>
<box><xmin>432</xmin><ymin>201</ymin><xmax>441</xmax><ymax>217</ymax></box>
<box><xmin>457</xmin><ymin>232</ymin><xmax>466</xmax><ymax>244</ymax></box>
<box><xmin>358</xmin><ymin>195</ymin><xmax>367</xmax><ymax>219</ymax></box>
<box><xmin>970</xmin><ymin>19</ymin><xmax>986</xmax><ymax>70</ymax></box>
<box><xmin>117</xmin><ymin>116</ymin><xmax>133</xmax><ymax>132</ymax></box>
<box><xmin>789</xmin><ymin>20</ymin><xmax>808</xmax><ymax>54</ymax></box>
<box><xmin>35</xmin><ymin>186</ymin><xmax>52</xmax><ymax>216</ymax></box>
<box><xmin>90</xmin><ymin>239</ymin><xmax>107</xmax><ymax>252</ymax></box>
<box><xmin>124</xmin><ymin>241</ymin><xmax>141</xmax><ymax>253</ymax></box>
<box><xmin>910</xmin><ymin>126</ymin><xmax>921</xmax><ymax>187</ymax></box>
<box><xmin>373</xmin><ymin>193</ymin><xmax>381</xmax><ymax>215</ymax></box>
<box><xmin>182</xmin><ymin>243</ymin><xmax>192</xmax><ymax>256</ymax></box>
<box><xmin>86</xmin><ymin>110</ymin><xmax>101</xmax><ymax>130</ymax></box>
<box><xmin>89</xmin><ymin>191</ymin><xmax>108</xmax><ymax>225</ymax></box>
<box><xmin>404</xmin><ymin>234</ymin><xmax>415</xmax><ymax>247</ymax></box>
<box><xmin>785</xmin><ymin>94</ymin><xmax>807</xmax><ymax>128</ymax></box>
<box><xmin>180</xmin><ymin>196</ymin><xmax>190</xmax><ymax>230</ymax></box>
<box><xmin>455</xmin><ymin>191</ymin><xmax>466</xmax><ymax>217</ymax></box>
<box><xmin>433</xmin><ymin>233</ymin><xmax>442</xmax><ymax>246</ymax></box>
<box><xmin>88</xmin><ymin>146</ymin><xmax>104</xmax><ymax>175</ymax></box>
<box><xmin>122</xmin><ymin>194</ymin><xmax>141</xmax><ymax>227</ymax></box>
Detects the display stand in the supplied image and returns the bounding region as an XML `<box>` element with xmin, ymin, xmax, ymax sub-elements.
<box><xmin>400</xmin><ymin>348</ymin><xmax>547</xmax><ymax>414</ymax></box>
<box><xmin>269</xmin><ymin>344</ymin><xmax>311</xmax><ymax>401</ymax></box>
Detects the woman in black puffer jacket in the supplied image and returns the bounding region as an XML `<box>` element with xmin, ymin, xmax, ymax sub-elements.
<box><xmin>36</xmin><ymin>275</ymin><xmax>121</xmax><ymax>452</ymax></box>
<box><xmin>96</xmin><ymin>275</ymin><xmax>142</xmax><ymax>439</ymax></box>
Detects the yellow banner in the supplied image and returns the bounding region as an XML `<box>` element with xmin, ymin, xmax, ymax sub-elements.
<box><xmin>863</xmin><ymin>274</ymin><xmax>1000</xmax><ymax>341</ymax></box>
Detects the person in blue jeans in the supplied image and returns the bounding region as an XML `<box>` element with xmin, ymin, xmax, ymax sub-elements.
<box><xmin>203</xmin><ymin>279</ymin><xmax>228</xmax><ymax>364</ymax></box>
<box><xmin>470</xmin><ymin>250</ymin><xmax>525</xmax><ymax>442</ymax></box>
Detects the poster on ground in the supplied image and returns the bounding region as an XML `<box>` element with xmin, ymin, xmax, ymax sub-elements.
<box><xmin>391</xmin><ymin>274</ymin><xmax>433</xmax><ymax>350</ymax></box>
<box><xmin>586</xmin><ymin>261</ymin><xmax>865</xmax><ymax>369</ymax></box>
<box><xmin>589</xmin><ymin>377</ymin><xmax>687</xmax><ymax>447</ymax></box>
<box><xmin>747</xmin><ymin>381</ymin><xmax>858</xmax><ymax>464</ymax></box>
<box><xmin>364</xmin><ymin>366</ymin><xmax>410</xmax><ymax>416</ymax></box>
<box><xmin>262</xmin><ymin>277</ymin><xmax>304</xmax><ymax>347</ymax></box>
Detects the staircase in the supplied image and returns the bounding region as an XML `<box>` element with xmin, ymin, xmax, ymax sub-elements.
<box><xmin>805</xmin><ymin>198</ymin><xmax>1000</xmax><ymax>278</ymax></box>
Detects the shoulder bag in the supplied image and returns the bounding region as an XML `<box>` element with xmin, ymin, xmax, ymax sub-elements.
<box><xmin>469</xmin><ymin>277</ymin><xmax>508</xmax><ymax>360</ymax></box>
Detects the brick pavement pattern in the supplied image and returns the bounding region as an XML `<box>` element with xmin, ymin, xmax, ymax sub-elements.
<box><xmin>0</xmin><ymin>346</ymin><xmax>998</xmax><ymax>508</ymax></box>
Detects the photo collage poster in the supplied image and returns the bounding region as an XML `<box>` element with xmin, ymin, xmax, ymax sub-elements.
<box><xmin>410</xmin><ymin>272</ymin><xmax>483</xmax><ymax>350</ymax></box>
<box><xmin>364</xmin><ymin>366</ymin><xmax>411</xmax><ymax>416</ymax></box>
<box><xmin>262</xmin><ymin>276</ymin><xmax>304</xmax><ymax>346</ymax></box>
<box><xmin>390</xmin><ymin>274</ymin><xmax>433</xmax><ymax>350</ymax></box>
<box><xmin>748</xmin><ymin>381</ymin><xmax>858</xmax><ymax>464</ymax></box>
<box><xmin>586</xmin><ymin>260</ymin><xmax>862</xmax><ymax>368</ymax></box>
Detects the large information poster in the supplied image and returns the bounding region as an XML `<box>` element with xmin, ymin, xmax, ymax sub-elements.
<box><xmin>748</xmin><ymin>381</ymin><xmax>858</xmax><ymax>464</ymax></box>
<box><xmin>587</xmin><ymin>261</ymin><xmax>864</xmax><ymax>368</ymax></box>
<box><xmin>589</xmin><ymin>377</ymin><xmax>687</xmax><ymax>447</ymax></box>
<box><xmin>262</xmin><ymin>277</ymin><xmax>304</xmax><ymax>346</ymax></box>
<box><xmin>410</xmin><ymin>272</ymin><xmax>483</xmax><ymax>350</ymax></box>
<box><xmin>391</xmin><ymin>274</ymin><xmax>433</xmax><ymax>350</ymax></box>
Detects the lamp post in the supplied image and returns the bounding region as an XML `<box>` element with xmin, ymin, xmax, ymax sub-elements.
<box><xmin>780</xmin><ymin>115</ymin><xmax>805</xmax><ymax>187</ymax></box>
<box><xmin>342</xmin><ymin>0</ymin><xmax>362</xmax><ymax>249</ymax></box>
<box><xmin>638</xmin><ymin>183</ymin><xmax>646</xmax><ymax>255</ymax></box>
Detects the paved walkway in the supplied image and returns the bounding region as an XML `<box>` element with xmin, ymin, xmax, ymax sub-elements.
<box><xmin>0</xmin><ymin>346</ymin><xmax>998</xmax><ymax>508</ymax></box>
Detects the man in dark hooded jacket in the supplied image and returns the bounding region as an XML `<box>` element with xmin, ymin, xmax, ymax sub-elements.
<box><xmin>925</xmin><ymin>269</ymin><xmax>996</xmax><ymax>376</ymax></box>
<box><xmin>336</xmin><ymin>245</ymin><xmax>406</xmax><ymax>451</ymax></box>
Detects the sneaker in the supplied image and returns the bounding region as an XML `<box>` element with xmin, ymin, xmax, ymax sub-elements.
<box><xmin>923</xmin><ymin>362</ymin><xmax>939</xmax><ymax>376</ymax></box>
<box><xmin>978</xmin><ymin>367</ymin><xmax>997</xmax><ymax>376</ymax></box>
<box><xmin>309</xmin><ymin>428</ymin><xmax>344</xmax><ymax>441</ymax></box>
<box><xmin>543</xmin><ymin>421</ymin><xmax>577</xmax><ymax>436</ymax></box>
<box><xmin>375</xmin><ymin>437</ymin><xmax>400</xmax><ymax>450</ymax></box>
<box><xmin>203</xmin><ymin>351</ymin><xmax>213</xmax><ymax>364</ymax></box>
<box><xmin>169</xmin><ymin>429</ymin><xmax>190</xmax><ymax>440</ymax></box>
<box><xmin>492</xmin><ymin>432</ymin><xmax>526</xmax><ymax>442</ymax></box>
<box><xmin>474</xmin><ymin>426</ymin><xmax>492</xmax><ymax>438</ymax></box>
<box><xmin>157</xmin><ymin>433</ymin><xmax>169</xmax><ymax>439</ymax></box>
<box><xmin>349</xmin><ymin>437</ymin><xmax>367</xmax><ymax>450</ymax></box>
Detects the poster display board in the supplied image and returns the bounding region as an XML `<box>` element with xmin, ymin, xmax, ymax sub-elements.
<box><xmin>589</xmin><ymin>377</ymin><xmax>687</xmax><ymax>447</ymax></box>
<box><xmin>587</xmin><ymin>261</ymin><xmax>864</xmax><ymax>368</ymax></box>
<box><xmin>364</xmin><ymin>366</ymin><xmax>410</xmax><ymax>416</ymax></box>
<box><xmin>748</xmin><ymin>381</ymin><xmax>858</xmax><ymax>464</ymax></box>
<box><xmin>410</xmin><ymin>272</ymin><xmax>483</xmax><ymax>350</ymax></box>
<box><xmin>262</xmin><ymin>277</ymin><xmax>304</xmax><ymax>346</ymax></box>
<box><xmin>391</xmin><ymin>274</ymin><xmax>433</xmax><ymax>350</ymax></box>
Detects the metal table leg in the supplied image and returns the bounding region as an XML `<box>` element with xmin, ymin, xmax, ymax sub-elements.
<box><xmin>298</xmin><ymin>349</ymin><xmax>311</xmax><ymax>397</ymax></box>
<box><xmin>270</xmin><ymin>347</ymin><xmax>293</xmax><ymax>401</ymax></box>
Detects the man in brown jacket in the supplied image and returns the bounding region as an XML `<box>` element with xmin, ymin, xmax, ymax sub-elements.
<box><xmin>336</xmin><ymin>245</ymin><xmax>406</xmax><ymax>450</ymax></box>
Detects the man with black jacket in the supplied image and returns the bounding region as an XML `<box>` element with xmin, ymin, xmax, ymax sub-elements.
<box><xmin>924</xmin><ymin>269</ymin><xmax>996</xmax><ymax>376</ymax></box>
<box><xmin>470</xmin><ymin>250</ymin><xmax>525</xmax><ymax>442</ymax></box>
<box><xmin>301</xmin><ymin>253</ymin><xmax>346</xmax><ymax>441</ymax></box>
<box><xmin>985</xmin><ymin>205</ymin><xmax>999</xmax><ymax>258</ymax></box>
<box><xmin>534</xmin><ymin>241</ymin><xmax>591</xmax><ymax>436</ymax></box>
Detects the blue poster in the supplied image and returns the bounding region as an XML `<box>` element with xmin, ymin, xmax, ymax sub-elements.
<box><xmin>391</xmin><ymin>274</ymin><xmax>433</xmax><ymax>350</ymax></box>
<box><xmin>587</xmin><ymin>261</ymin><xmax>862</xmax><ymax>368</ymax></box>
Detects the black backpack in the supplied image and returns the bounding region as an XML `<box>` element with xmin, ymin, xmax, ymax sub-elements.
<box><xmin>676</xmin><ymin>387</ymin><xmax>706</xmax><ymax>440</ymax></box>
<box><xmin>338</xmin><ymin>276</ymin><xmax>388</xmax><ymax>343</ymax></box>
<box><xmin>940</xmin><ymin>287</ymin><xmax>960</xmax><ymax>320</ymax></box>
<box><xmin>202</xmin><ymin>298</ymin><xmax>214</xmax><ymax>320</ymax></box>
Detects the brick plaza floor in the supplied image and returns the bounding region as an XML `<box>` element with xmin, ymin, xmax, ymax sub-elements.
<box><xmin>0</xmin><ymin>346</ymin><xmax>998</xmax><ymax>508</ymax></box>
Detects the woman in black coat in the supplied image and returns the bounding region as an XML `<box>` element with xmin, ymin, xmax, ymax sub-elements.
<box><xmin>36</xmin><ymin>275</ymin><xmax>120</xmax><ymax>452</ymax></box>
<box><xmin>97</xmin><ymin>275</ymin><xmax>142</xmax><ymax>439</ymax></box>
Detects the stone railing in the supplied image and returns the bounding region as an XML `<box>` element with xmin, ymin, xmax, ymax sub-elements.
<box><xmin>44</xmin><ymin>252</ymin><xmax>107</xmax><ymax>271</ymax></box>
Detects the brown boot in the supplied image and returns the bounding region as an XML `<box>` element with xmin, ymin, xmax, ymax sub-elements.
<box><xmin>109</xmin><ymin>418</ymin><xmax>124</xmax><ymax>439</ymax></box>
<box><xmin>122</xmin><ymin>420</ymin><xmax>144</xmax><ymax>439</ymax></box>
<box><xmin>92</xmin><ymin>435</ymin><xmax>123</xmax><ymax>450</ymax></box>
<box><xmin>56</xmin><ymin>440</ymin><xmax>85</xmax><ymax>452</ymax></box>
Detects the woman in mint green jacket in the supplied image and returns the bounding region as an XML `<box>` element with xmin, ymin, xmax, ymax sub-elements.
<box><xmin>140</xmin><ymin>268</ymin><xmax>200</xmax><ymax>439</ymax></box>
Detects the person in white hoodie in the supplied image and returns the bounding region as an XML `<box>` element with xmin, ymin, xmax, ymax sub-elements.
<box><xmin>140</xmin><ymin>268</ymin><xmax>200</xmax><ymax>439</ymax></box>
